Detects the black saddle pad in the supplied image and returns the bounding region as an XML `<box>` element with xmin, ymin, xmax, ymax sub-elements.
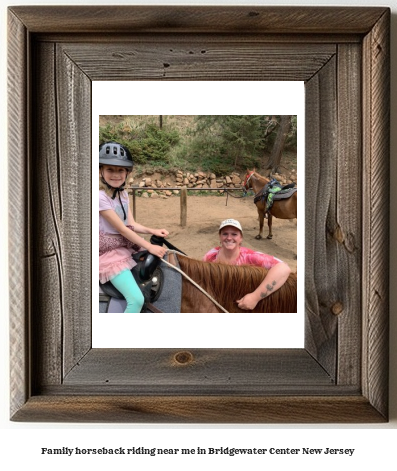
<box><xmin>273</xmin><ymin>187</ymin><xmax>297</xmax><ymax>200</ymax></box>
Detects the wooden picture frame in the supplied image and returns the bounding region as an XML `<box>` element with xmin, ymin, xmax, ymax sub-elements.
<box><xmin>8</xmin><ymin>6</ymin><xmax>390</xmax><ymax>423</ymax></box>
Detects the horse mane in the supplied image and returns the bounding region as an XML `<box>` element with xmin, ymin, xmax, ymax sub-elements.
<box><xmin>177</xmin><ymin>255</ymin><xmax>297</xmax><ymax>313</ymax></box>
<box><xmin>253</xmin><ymin>170</ymin><xmax>269</xmax><ymax>185</ymax></box>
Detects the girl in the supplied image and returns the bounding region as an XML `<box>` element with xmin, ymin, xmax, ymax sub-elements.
<box><xmin>99</xmin><ymin>141</ymin><xmax>169</xmax><ymax>313</ymax></box>
<box><xmin>203</xmin><ymin>218</ymin><xmax>291</xmax><ymax>310</ymax></box>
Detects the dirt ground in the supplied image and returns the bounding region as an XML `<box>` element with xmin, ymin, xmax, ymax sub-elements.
<box><xmin>132</xmin><ymin>194</ymin><xmax>297</xmax><ymax>272</ymax></box>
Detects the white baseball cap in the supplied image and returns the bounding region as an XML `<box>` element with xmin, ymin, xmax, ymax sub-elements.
<box><xmin>219</xmin><ymin>219</ymin><xmax>243</xmax><ymax>234</ymax></box>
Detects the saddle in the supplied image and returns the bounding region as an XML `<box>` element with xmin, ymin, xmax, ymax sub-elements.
<box><xmin>99</xmin><ymin>236</ymin><xmax>186</xmax><ymax>313</ymax></box>
<box><xmin>99</xmin><ymin>250</ymin><xmax>163</xmax><ymax>311</ymax></box>
<box><xmin>254</xmin><ymin>179</ymin><xmax>297</xmax><ymax>211</ymax></box>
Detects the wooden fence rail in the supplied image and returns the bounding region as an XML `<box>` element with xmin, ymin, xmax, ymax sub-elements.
<box><xmin>128</xmin><ymin>186</ymin><xmax>246</xmax><ymax>226</ymax></box>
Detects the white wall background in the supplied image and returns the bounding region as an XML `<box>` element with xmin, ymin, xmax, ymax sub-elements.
<box><xmin>1</xmin><ymin>0</ymin><xmax>396</xmax><ymax>469</ymax></box>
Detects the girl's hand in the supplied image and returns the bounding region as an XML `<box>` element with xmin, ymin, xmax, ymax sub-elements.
<box><xmin>236</xmin><ymin>293</ymin><xmax>260</xmax><ymax>311</ymax></box>
<box><xmin>153</xmin><ymin>228</ymin><xmax>169</xmax><ymax>237</ymax></box>
<box><xmin>148</xmin><ymin>244</ymin><xmax>168</xmax><ymax>259</ymax></box>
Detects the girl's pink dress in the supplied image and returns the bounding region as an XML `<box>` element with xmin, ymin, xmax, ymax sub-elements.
<box><xmin>99</xmin><ymin>190</ymin><xmax>141</xmax><ymax>284</ymax></box>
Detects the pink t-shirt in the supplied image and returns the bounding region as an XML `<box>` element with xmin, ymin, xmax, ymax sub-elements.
<box><xmin>99</xmin><ymin>190</ymin><xmax>129</xmax><ymax>234</ymax></box>
<box><xmin>203</xmin><ymin>246</ymin><xmax>281</xmax><ymax>269</ymax></box>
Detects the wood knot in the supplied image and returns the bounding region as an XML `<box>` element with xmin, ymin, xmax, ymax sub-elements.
<box><xmin>174</xmin><ymin>351</ymin><xmax>194</xmax><ymax>365</ymax></box>
<box><xmin>331</xmin><ymin>302</ymin><xmax>344</xmax><ymax>316</ymax></box>
<box><xmin>333</xmin><ymin>225</ymin><xmax>344</xmax><ymax>244</ymax></box>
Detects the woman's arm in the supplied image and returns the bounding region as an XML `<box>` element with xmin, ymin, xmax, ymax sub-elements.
<box><xmin>101</xmin><ymin>209</ymin><xmax>168</xmax><ymax>258</ymax></box>
<box><xmin>236</xmin><ymin>262</ymin><xmax>291</xmax><ymax>310</ymax></box>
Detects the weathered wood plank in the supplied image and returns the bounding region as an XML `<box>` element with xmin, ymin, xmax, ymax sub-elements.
<box><xmin>60</xmin><ymin>42</ymin><xmax>335</xmax><ymax>82</ymax></box>
<box><xmin>31</xmin><ymin>41</ymin><xmax>63</xmax><ymax>388</ymax></box>
<box><xmin>56</xmin><ymin>45</ymin><xmax>92</xmax><ymax>376</ymax></box>
<box><xmin>8</xmin><ymin>9</ymin><xmax>30</xmax><ymax>419</ymax></box>
<box><xmin>362</xmin><ymin>9</ymin><xmax>390</xmax><ymax>419</ymax></box>
<box><xmin>335</xmin><ymin>43</ymin><xmax>362</xmax><ymax>385</ymax></box>
<box><xmin>11</xmin><ymin>395</ymin><xmax>386</xmax><ymax>424</ymax></box>
<box><xmin>304</xmin><ymin>57</ymin><xmax>338</xmax><ymax>377</ymax></box>
<box><xmin>9</xmin><ymin>6</ymin><xmax>387</xmax><ymax>34</ymax></box>
<box><xmin>63</xmin><ymin>349</ymin><xmax>332</xmax><ymax>388</ymax></box>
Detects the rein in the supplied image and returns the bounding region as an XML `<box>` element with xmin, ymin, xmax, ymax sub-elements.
<box><xmin>244</xmin><ymin>171</ymin><xmax>270</xmax><ymax>198</ymax></box>
<box><xmin>243</xmin><ymin>170</ymin><xmax>256</xmax><ymax>190</ymax></box>
<box><xmin>161</xmin><ymin>251</ymin><xmax>229</xmax><ymax>313</ymax></box>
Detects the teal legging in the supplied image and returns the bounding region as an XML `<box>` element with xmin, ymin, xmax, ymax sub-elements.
<box><xmin>110</xmin><ymin>270</ymin><xmax>145</xmax><ymax>313</ymax></box>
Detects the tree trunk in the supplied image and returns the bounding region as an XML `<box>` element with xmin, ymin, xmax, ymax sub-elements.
<box><xmin>159</xmin><ymin>115</ymin><xmax>163</xmax><ymax>129</ymax></box>
<box><xmin>265</xmin><ymin>115</ymin><xmax>291</xmax><ymax>174</ymax></box>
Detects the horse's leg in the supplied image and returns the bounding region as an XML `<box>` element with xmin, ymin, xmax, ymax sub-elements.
<box><xmin>267</xmin><ymin>212</ymin><xmax>273</xmax><ymax>239</ymax></box>
<box><xmin>255</xmin><ymin>208</ymin><xmax>264</xmax><ymax>240</ymax></box>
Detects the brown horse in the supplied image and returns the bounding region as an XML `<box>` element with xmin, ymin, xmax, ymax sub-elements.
<box><xmin>174</xmin><ymin>254</ymin><xmax>297</xmax><ymax>313</ymax></box>
<box><xmin>243</xmin><ymin>170</ymin><xmax>297</xmax><ymax>240</ymax></box>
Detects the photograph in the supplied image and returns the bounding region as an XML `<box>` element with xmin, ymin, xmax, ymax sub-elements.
<box><xmin>98</xmin><ymin>115</ymin><xmax>298</xmax><ymax>316</ymax></box>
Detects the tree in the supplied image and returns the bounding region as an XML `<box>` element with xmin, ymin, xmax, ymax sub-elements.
<box><xmin>263</xmin><ymin>115</ymin><xmax>279</xmax><ymax>138</ymax></box>
<box><xmin>192</xmin><ymin>115</ymin><xmax>263</xmax><ymax>170</ymax></box>
<box><xmin>264</xmin><ymin>115</ymin><xmax>292</xmax><ymax>175</ymax></box>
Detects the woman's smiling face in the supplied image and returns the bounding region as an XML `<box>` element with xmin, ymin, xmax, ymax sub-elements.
<box><xmin>219</xmin><ymin>226</ymin><xmax>243</xmax><ymax>251</ymax></box>
<box><xmin>101</xmin><ymin>165</ymin><xmax>128</xmax><ymax>187</ymax></box>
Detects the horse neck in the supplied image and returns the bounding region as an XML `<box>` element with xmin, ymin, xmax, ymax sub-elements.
<box><xmin>250</xmin><ymin>173</ymin><xmax>269</xmax><ymax>193</ymax></box>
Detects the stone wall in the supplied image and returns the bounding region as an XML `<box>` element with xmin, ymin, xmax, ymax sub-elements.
<box><xmin>128</xmin><ymin>169</ymin><xmax>297</xmax><ymax>199</ymax></box>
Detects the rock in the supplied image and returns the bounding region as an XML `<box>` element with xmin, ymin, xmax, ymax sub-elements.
<box><xmin>150</xmin><ymin>192</ymin><xmax>159</xmax><ymax>198</ymax></box>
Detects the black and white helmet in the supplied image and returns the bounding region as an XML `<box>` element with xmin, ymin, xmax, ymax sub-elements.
<box><xmin>99</xmin><ymin>142</ymin><xmax>133</xmax><ymax>169</ymax></box>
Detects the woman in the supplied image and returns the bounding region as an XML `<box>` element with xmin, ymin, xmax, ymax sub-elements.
<box><xmin>203</xmin><ymin>219</ymin><xmax>291</xmax><ymax>310</ymax></box>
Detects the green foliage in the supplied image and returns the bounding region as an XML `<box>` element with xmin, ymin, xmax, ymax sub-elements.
<box><xmin>99</xmin><ymin>115</ymin><xmax>297</xmax><ymax>174</ymax></box>
<box><xmin>185</xmin><ymin>115</ymin><xmax>270</xmax><ymax>173</ymax></box>
<box><xmin>99</xmin><ymin>121</ymin><xmax>180</xmax><ymax>165</ymax></box>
